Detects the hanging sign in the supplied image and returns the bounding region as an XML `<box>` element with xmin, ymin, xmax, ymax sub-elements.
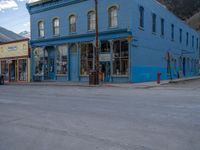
<box><xmin>99</xmin><ymin>53</ymin><xmax>111</xmax><ymax>62</ymax></box>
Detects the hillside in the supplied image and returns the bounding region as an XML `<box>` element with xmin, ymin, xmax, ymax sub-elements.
<box><xmin>157</xmin><ymin>0</ymin><xmax>200</xmax><ymax>31</ymax></box>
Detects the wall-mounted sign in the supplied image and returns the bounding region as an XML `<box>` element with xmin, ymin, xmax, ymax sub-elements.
<box><xmin>99</xmin><ymin>53</ymin><xmax>111</xmax><ymax>62</ymax></box>
<box><xmin>7</xmin><ymin>46</ymin><xmax>17</xmax><ymax>51</ymax></box>
<box><xmin>6</xmin><ymin>60</ymin><xmax>12</xmax><ymax>64</ymax></box>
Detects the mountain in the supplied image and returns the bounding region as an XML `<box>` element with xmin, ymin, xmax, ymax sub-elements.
<box><xmin>157</xmin><ymin>0</ymin><xmax>200</xmax><ymax>31</ymax></box>
<box><xmin>19</xmin><ymin>31</ymin><xmax>31</xmax><ymax>39</ymax></box>
<box><xmin>0</xmin><ymin>26</ymin><xmax>24</xmax><ymax>43</ymax></box>
<box><xmin>187</xmin><ymin>12</ymin><xmax>200</xmax><ymax>31</ymax></box>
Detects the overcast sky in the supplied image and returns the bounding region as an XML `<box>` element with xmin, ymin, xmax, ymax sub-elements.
<box><xmin>0</xmin><ymin>0</ymin><xmax>39</xmax><ymax>34</ymax></box>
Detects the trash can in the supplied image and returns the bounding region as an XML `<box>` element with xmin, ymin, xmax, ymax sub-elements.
<box><xmin>89</xmin><ymin>70</ymin><xmax>99</xmax><ymax>85</ymax></box>
<box><xmin>0</xmin><ymin>75</ymin><xmax>4</xmax><ymax>85</ymax></box>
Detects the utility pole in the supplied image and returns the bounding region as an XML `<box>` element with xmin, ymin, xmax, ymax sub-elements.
<box><xmin>95</xmin><ymin>0</ymin><xmax>99</xmax><ymax>84</ymax></box>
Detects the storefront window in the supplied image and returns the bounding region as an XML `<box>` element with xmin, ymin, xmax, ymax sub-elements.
<box><xmin>1</xmin><ymin>61</ymin><xmax>8</xmax><ymax>81</ymax></box>
<box><xmin>101</xmin><ymin>41</ymin><xmax>110</xmax><ymax>53</ymax></box>
<box><xmin>56</xmin><ymin>45</ymin><xmax>67</xmax><ymax>75</ymax></box>
<box><xmin>113</xmin><ymin>40</ymin><xmax>129</xmax><ymax>76</ymax></box>
<box><xmin>80</xmin><ymin>43</ymin><xmax>93</xmax><ymax>75</ymax></box>
<box><xmin>34</xmin><ymin>47</ymin><xmax>44</xmax><ymax>75</ymax></box>
<box><xmin>18</xmin><ymin>59</ymin><xmax>27</xmax><ymax>81</ymax></box>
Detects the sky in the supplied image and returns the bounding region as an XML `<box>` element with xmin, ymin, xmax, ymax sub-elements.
<box><xmin>0</xmin><ymin>0</ymin><xmax>39</xmax><ymax>34</ymax></box>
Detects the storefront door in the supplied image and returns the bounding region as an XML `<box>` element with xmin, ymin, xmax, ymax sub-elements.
<box><xmin>9</xmin><ymin>60</ymin><xmax>17</xmax><ymax>82</ymax></box>
<box><xmin>48</xmin><ymin>50</ymin><xmax>55</xmax><ymax>80</ymax></box>
<box><xmin>69</xmin><ymin>44</ymin><xmax>78</xmax><ymax>81</ymax></box>
<box><xmin>100</xmin><ymin>62</ymin><xmax>110</xmax><ymax>82</ymax></box>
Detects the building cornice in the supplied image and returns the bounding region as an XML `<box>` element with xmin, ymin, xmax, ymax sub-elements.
<box><xmin>27</xmin><ymin>0</ymin><xmax>88</xmax><ymax>15</ymax></box>
<box><xmin>30</xmin><ymin>29</ymin><xmax>132</xmax><ymax>46</ymax></box>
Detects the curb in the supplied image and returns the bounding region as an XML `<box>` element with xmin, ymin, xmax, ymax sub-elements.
<box><xmin>4</xmin><ymin>82</ymin><xmax>103</xmax><ymax>88</ymax></box>
<box><xmin>169</xmin><ymin>76</ymin><xmax>200</xmax><ymax>84</ymax></box>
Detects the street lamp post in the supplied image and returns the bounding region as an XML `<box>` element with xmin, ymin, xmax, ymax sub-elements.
<box><xmin>95</xmin><ymin>0</ymin><xmax>99</xmax><ymax>84</ymax></box>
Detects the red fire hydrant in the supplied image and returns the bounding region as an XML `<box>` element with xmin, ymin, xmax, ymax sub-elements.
<box><xmin>157</xmin><ymin>72</ymin><xmax>161</xmax><ymax>84</ymax></box>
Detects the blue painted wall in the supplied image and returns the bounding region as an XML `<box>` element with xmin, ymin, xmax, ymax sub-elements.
<box><xmin>27</xmin><ymin>0</ymin><xmax>200</xmax><ymax>83</ymax></box>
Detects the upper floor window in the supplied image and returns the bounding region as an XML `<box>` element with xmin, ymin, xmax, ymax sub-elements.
<box><xmin>171</xmin><ymin>24</ymin><xmax>174</xmax><ymax>41</ymax></box>
<box><xmin>192</xmin><ymin>35</ymin><xmax>194</xmax><ymax>48</ymax></box>
<box><xmin>53</xmin><ymin>18</ymin><xmax>60</xmax><ymax>36</ymax></box>
<box><xmin>139</xmin><ymin>6</ymin><xmax>144</xmax><ymax>28</ymax></box>
<box><xmin>38</xmin><ymin>21</ymin><xmax>44</xmax><ymax>38</ymax></box>
<box><xmin>179</xmin><ymin>28</ymin><xmax>182</xmax><ymax>43</ymax></box>
<box><xmin>152</xmin><ymin>13</ymin><xmax>156</xmax><ymax>33</ymax></box>
<box><xmin>186</xmin><ymin>32</ymin><xmax>189</xmax><ymax>46</ymax></box>
<box><xmin>69</xmin><ymin>15</ymin><xmax>76</xmax><ymax>33</ymax></box>
<box><xmin>161</xmin><ymin>18</ymin><xmax>164</xmax><ymax>36</ymax></box>
<box><xmin>88</xmin><ymin>11</ymin><xmax>96</xmax><ymax>31</ymax></box>
<box><xmin>108</xmin><ymin>6</ymin><xmax>118</xmax><ymax>28</ymax></box>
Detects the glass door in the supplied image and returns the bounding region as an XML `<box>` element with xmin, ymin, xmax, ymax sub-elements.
<box><xmin>100</xmin><ymin>62</ymin><xmax>110</xmax><ymax>82</ymax></box>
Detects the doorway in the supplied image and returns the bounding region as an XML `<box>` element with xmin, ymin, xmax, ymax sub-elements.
<box><xmin>183</xmin><ymin>57</ymin><xmax>186</xmax><ymax>76</ymax></box>
<box><xmin>44</xmin><ymin>47</ymin><xmax>55</xmax><ymax>80</ymax></box>
<box><xmin>9</xmin><ymin>60</ymin><xmax>17</xmax><ymax>82</ymax></box>
<box><xmin>69</xmin><ymin>44</ymin><xmax>78</xmax><ymax>81</ymax></box>
<box><xmin>100</xmin><ymin>62</ymin><xmax>110</xmax><ymax>82</ymax></box>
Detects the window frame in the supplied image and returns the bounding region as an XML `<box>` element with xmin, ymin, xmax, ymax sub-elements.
<box><xmin>38</xmin><ymin>20</ymin><xmax>45</xmax><ymax>38</ymax></box>
<box><xmin>69</xmin><ymin>14</ymin><xmax>76</xmax><ymax>33</ymax></box>
<box><xmin>139</xmin><ymin>6</ymin><xmax>144</xmax><ymax>29</ymax></box>
<box><xmin>52</xmin><ymin>17</ymin><xmax>60</xmax><ymax>36</ymax></box>
<box><xmin>179</xmin><ymin>28</ymin><xmax>182</xmax><ymax>43</ymax></box>
<box><xmin>171</xmin><ymin>24</ymin><xmax>174</xmax><ymax>41</ymax></box>
<box><xmin>186</xmin><ymin>32</ymin><xmax>189</xmax><ymax>46</ymax></box>
<box><xmin>152</xmin><ymin>13</ymin><xmax>157</xmax><ymax>33</ymax></box>
<box><xmin>192</xmin><ymin>35</ymin><xmax>194</xmax><ymax>48</ymax></box>
<box><xmin>112</xmin><ymin>39</ymin><xmax>129</xmax><ymax>76</ymax></box>
<box><xmin>108</xmin><ymin>6</ymin><xmax>118</xmax><ymax>28</ymax></box>
<box><xmin>161</xmin><ymin>18</ymin><xmax>165</xmax><ymax>36</ymax></box>
<box><xmin>87</xmin><ymin>10</ymin><xmax>96</xmax><ymax>31</ymax></box>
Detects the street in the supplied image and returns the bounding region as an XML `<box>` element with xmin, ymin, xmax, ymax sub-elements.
<box><xmin>0</xmin><ymin>81</ymin><xmax>200</xmax><ymax>150</ymax></box>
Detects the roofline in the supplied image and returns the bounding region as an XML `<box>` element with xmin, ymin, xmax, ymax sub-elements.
<box><xmin>27</xmin><ymin>0</ymin><xmax>51</xmax><ymax>7</ymax></box>
<box><xmin>0</xmin><ymin>38</ymin><xmax>29</xmax><ymax>46</ymax></box>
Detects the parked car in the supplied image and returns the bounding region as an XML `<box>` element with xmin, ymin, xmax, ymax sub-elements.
<box><xmin>0</xmin><ymin>75</ymin><xmax>4</xmax><ymax>85</ymax></box>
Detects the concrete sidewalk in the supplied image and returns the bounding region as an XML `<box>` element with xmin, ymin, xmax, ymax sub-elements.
<box><xmin>4</xmin><ymin>76</ymin><xmax>200</xmax><ymax>89</ymax></box>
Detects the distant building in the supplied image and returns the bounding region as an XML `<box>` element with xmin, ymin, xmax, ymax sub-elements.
<box><xmin>0</xmin><ymin>39</ymin><xmax>31</xmax><ymax>82</ymax></box>
<box><xmin>27</xmin><ymin>0</ymin><xmax>200</xmax><ymax>83</ymax></box>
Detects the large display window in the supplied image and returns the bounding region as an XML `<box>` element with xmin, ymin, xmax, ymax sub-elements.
<box><xmin>113</xmin><ymin>39</ymin><xmax>129</xmax><ymax>76</ymax></box>
<box><xmin>56</xmin><ymin>45</ymin><xmax>67</xmax><ymax>75</ymax></box>
<box><xmin>1</xmin><ymin>60</ymin><xmax>8</xmax><ymax>81</ymax></box>
<box><xmin>80</xmin><ymin>43</ymin><xmax>93</xmax><ymax>75</ymax></box>
<box><xmin>18</xmin><ymin>59</ymin><xmax>27</xmax><ymax>81</ymax></box>
<box><xmin>33</xmin><ymin>47</ymin><xmax>44</xmax><ymax>75</ymax></box>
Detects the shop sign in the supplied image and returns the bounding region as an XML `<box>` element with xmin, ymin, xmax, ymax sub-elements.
<box><xmin>6</xmin><ymin>60</ymin><xmax>12</xmax><ymax>64</ymax></box>
<box><xmin>7</xmin><ymin>45</ymin><xmax>17</xmax><ymax>51</ymax></box>
<box><xmin>99</xmin><ymin>53</ymin><xmax>111</xmax><ymax>62</ymax></box>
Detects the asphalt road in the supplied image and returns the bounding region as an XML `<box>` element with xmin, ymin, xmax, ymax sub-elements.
<box><xmin>0</xmin><ymin>81</ymin><xmax>200</xmax><ymax>150</ymax></box>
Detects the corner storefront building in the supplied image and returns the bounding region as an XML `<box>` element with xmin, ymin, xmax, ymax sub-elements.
<box><xmin>27</xmin><ymin>0</ymin><xmax>200</xmax><ymax>83</ymax></box>
<box><xmin>0</xmin><ymin>39</ymin><xmax>30</xmax><ymax>82</ymax></box>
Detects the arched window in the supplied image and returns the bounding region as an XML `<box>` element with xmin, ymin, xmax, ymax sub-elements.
<box><xmin>38</xmin><ymin>21</ymin><xmax>44</xmax><ymax>38</ymax></box>
<box><xmin>53</xmin><ymin>18</ymin><xmax>59</xmax><ymax>36</ymax></box>
<box><xmin>69</xmin><ymin>15</ymin><xmax>76</xmax><ymax>33</ymax></box>
<box><xmin>108</xmin><ymin>6</ymin><xmax>118</xmax><ymax>27</ymax></box>
<box><xmin>88</xmin><ymin>11</ymin><xmax>95</xmax><ymax>31</ymax></box>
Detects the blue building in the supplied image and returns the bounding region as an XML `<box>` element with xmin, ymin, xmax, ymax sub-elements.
<box><xmin>27</xmin><ymin>0</ymin><xmax>200</xmax><ymax>83</ymax></box>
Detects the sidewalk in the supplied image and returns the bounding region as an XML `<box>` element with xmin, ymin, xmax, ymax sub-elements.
<box><xmin>4</xmin><ymin>76</ymin><xmax>200</xmax><ymax>89</ymax></box>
